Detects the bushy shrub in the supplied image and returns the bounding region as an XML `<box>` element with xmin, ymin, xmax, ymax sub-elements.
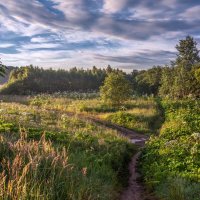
<box><xmin>140</xmin><ymin>99</ymin><xmax>200</xmax><ymax>200</ymax></box>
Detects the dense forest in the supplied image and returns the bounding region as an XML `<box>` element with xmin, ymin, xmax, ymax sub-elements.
<box><xmin>0</xmin><ymin>66</ymin><xmax>117</xmax><ymax>94</ymax></box>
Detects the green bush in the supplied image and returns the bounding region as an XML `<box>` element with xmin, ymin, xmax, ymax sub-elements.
<box><xmin>140</xmin><ymin>99</ymin><xmax>200</xmax><ymax>200</ymax></box>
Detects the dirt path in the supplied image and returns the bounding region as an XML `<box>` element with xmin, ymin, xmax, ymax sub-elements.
<box><xmin>63</xmin><ymin>111</ymin><xmax>157</xmax><ymax>200</ymax></box>
<box><xmin>120</xmin><ymin>151</ymin><xmax>144</xmax><ymax>200</ymax></box>
<box><xmin>84</xmin><ymin>116</ymin><xmax>157</xmax><ymax>200</ymax></box>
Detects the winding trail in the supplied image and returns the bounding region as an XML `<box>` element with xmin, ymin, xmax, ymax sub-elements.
<box><xmin>51</xmin><ymin>110</ymin><xmax>157</xmax><ymax>200</ymax></box>
<box><xmin>90</xmin><ymin>117</ymin><xmax>158</xmax><ymax>200</ymax></box>
<box><xmin>65</xmin><ymin>112</ymin><xmax>157</xmax><ymax>200</ymax></box>
<box><xmin>120</xmin><ymin>151</ymin><xmax>144</xmax><ymax>200</ymax></box>
<box><xmin>90</xmin><ymin>119</ymin><xmax>151</xmax><ymax>200</ymax></box>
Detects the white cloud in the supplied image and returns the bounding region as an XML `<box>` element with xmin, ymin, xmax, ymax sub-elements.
<box><xmin>19</xmin><ymin>43</ymin><xmax>61</xmax><ymax>50</ymax></box>
<box><xmin>0</xmin><ymin>44</ymin><xmax>15</xmax><ymax>48</ymax></box>
<box><xmin>0</xmin><ymin>0</ymin><xmax>65</xmax><ymax>36</ymax></box>
<box><xmin>103</xmin><ymin>0</ymin><xmax>128</xmax><ymax>13</ymax></box>
<box><xmin>180</xmin><ymin>6</ymin><xmax>200</xmax><ymax>21</ymax></box>
<box><xmin>31</xmin><ymin>37</ymin><xmax>54</xmax><ymax>43</ymax></box>
<box><xmin>1</xmin><ymin>33</ymin><xmax>177</xmax><ymax>69</ymax></box>
<box><xmin>53</xmin><ymin>0</ymin><xmax>90</xmax><ymax>22</ymax></box>
<box><xmin>1</xmin><ymin>49</ymin><xmax>107</xmax><ymax>69</ymax></box>
<box><xmin>0</xmin><ymin>8</ymin><xmax>50</xmax><ymax>36</ymax></box>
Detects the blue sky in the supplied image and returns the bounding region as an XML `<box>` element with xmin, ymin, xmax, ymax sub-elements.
<box><xmin>0</xmin><ymin>0</ymin><xmax>200</xmax><ymax>71</ymax></box>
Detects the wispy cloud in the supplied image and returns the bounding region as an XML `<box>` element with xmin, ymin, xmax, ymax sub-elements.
<box><xmin>20</xmin><ymin>43</ymin><xmax>61</xmax><ymax>50</ymax></box>
<box><xmin>0</xmin><ymin>44</ymin><xmax>15</xmax><ymax>48</ymax></box>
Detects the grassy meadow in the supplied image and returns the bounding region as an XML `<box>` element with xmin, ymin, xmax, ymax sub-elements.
<box><xmin>0</xmin><ymin>93</ymin><xmax>199</xmax><ymax>200</ymax></box>
<box><xmin>0</xmin><ymin>95</ymin><xmax>136</xmax><ymax>200</ymax></box>
<box><xmin>27</xmin><ymin>94</ymin><xmax>162</xmax><ymax>134</ymax></box>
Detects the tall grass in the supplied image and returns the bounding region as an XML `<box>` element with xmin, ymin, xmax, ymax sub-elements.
<box><xmin>99</xmin><ymin>98</ymin><xmax>161</xmax><ymax>134</ymax></box>
<box><xmin>0</xmin><ymin>132</ymin><xmax>74</xmax><ymax>199</ymax></box>
<box><xmin>0</xmin><ymin>130</ymin><xmax>129</xmax><ymax>200</ymax></box>
<box><xmin>0</xmin><ymin>99</ymin><xmax>135</xmax><ymax>199</ymax></box>
<box><xmin>26</xmin><ymin>95</ymin><xmax>161</xmax><ymax>134</ymax></box>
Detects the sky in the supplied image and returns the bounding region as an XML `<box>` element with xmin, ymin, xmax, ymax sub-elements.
<box><xmin>0</xmin><ymin>0</ymin><xmax>200</xmax><ymax>71</ymax></box>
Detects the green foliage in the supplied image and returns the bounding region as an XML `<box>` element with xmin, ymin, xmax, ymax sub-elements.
<box><xmin>135</xmin><ymin>66</ymin><xmax>162</xmax><ymax>95</ymax></box>
<box><xmin>29</xmin><ymin>94</ymin><xmax>51</xmax><ymax>107</ymax></box>
<box><xmin>159</xmin><ymin>36</ymin><xmax>200</xmax><ymax>98</ymax></box>
<box><xmin>60</xmin><ymin>97</ymin><xmax>161</xmax><ymax>134</ymax></box>
<box><xmin>106</xmin><ymin>111</ymin><xmax>149</xmax><ymax>133</ymax></box>
<box><xmin>159</xmin><ymin>66</ymin><xmax>174</xmax><ymax>97</ymax></box>
<box><xmin>0</xmin><ymin>66</ymin><xmax>16</xmax><ymax>86</ymax></box>
<box><xmin>1</xmin><ymin>66</ymin><xmax>105</xmax><ymax>94</ymax></box>
<box><xmin>140</xmin><ymin>99</ymin><xmax>200</xmax><ymax>200</ymax></box>
<box><xmin>0</xmin><ymin>66</ymin><xmax>124</xmax><ymax>95</ymax></box>
<box><xmin>3</xmin><ymin>94</ymin><xmax>159</xmax><ymax>135</ymax></box>
<box><xmin>100</xmin><ymin>72</ymin><xmax>132</xmax><ymax>106</ymax></box>
<box><xmin>172</xmin><ymin>64</ymin><xmax>194</xmax><ymax>98</ymax></box>
<box><xmin>157</xmin><ymin>177</ymin><xmax>200</xmax><ymax>200</ymax></box>
<box><xmin>195</xmin><ymin>66</ymin><xmax>200</xmax><ymax>82</ymax></box>
<box><xmin>175</xmin><ymin>35</ymin><xmax>200</xmax><ymax>67</ymax></box>
<box><xmin>104</xmin><ymin>98</ymin><xmax>162</xmax><ymax>134</ymax></box>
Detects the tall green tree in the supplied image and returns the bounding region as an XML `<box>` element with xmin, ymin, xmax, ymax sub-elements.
<box><xmin>175</xmin><ymin>35</ymin><xmax>200</xmax><ymax>68</ymax></box>
<box><xmin>191</xmin><ymin>66</ymin><xmax>200</xmax><ymax>97</ymax></box>
<box><xmin>160</xmin><ymin>36</ymin><xmax>200</xmax><ymax>98</ymax></box>
<box><xmin>100</xmin><ymin>72</ymin><xmax>132</xmax><ymax>106</ymax></box>
<box><xmin>159</xmin><ymin>66</ymin><xmax>175</xmax><ymax>97</ymax></box>
<box><xmin>172</xmin><ymin>63</ymin><xmax>194</xmax><ymax>98</ymax></box>
<box><xmin>173</xmin><ymin>36</ymin><xmax>200</xmax><ymax>98</ymax></box>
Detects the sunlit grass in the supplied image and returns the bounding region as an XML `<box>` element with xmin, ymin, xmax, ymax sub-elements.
<box><xmin>0</xmin><ymin>98</ymin><xmax>135</xmax><ymax>199</ymax></box>
<box><xmin>24</xmin><ymin>95</ymin><xmax>162</xmax><ymax>134</ymax></box>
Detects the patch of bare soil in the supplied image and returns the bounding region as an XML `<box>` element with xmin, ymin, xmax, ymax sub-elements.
<box><xmin>120</xmin><ymin>151</ymin><xmax>144</xmax><ymax>200</ymax></box>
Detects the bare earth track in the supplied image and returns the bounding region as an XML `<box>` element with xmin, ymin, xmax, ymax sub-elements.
<box><xmin>66</xmin><ymin>112</ymin><xmax>158</xmax><ymax>200</ymax></box>
<box><xmin>92</xmin><ymin>118</ymin><xmax>158</xmax><ymax>200</ymax></box>
<box><xmin>91</xmin><ymin>118</ymin><xmax>157</xmax><ymax>200</ymax></box>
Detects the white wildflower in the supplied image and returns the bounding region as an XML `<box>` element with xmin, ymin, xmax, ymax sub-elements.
<box><xmin>191</xmin><ymin>132</ymin><xmax>200</xmax><ymax>140</ymax></box>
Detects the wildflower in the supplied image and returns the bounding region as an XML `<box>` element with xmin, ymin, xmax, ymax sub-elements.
<box><xmin>191</xmin><ymin>132</ymin><xmax>200</xmax><ymax>140</ymax></box>
<box><xmin>165</xmin><ymin>140</ymin><xmax>176</xmax><ymax>146</ymax></box>
<box><xmin>191</xmin><ymin>144</ymin><xmax>198</xmax><ymax>155</ymax></box>
<box><xmin>21</xmin><ymin>112</ymin><xmax>28</xmax><ymax>116</ymax></box>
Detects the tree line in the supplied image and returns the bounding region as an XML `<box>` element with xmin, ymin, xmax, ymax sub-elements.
<box><xmin>0</xmin><ymin>65</ymin><xmax>121</xmax><ymax>94</ymax></box>
<box><xmin>0</xmin><ymin>36</ymin><xmax>200</xmax><ymax>98</ymax></box>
